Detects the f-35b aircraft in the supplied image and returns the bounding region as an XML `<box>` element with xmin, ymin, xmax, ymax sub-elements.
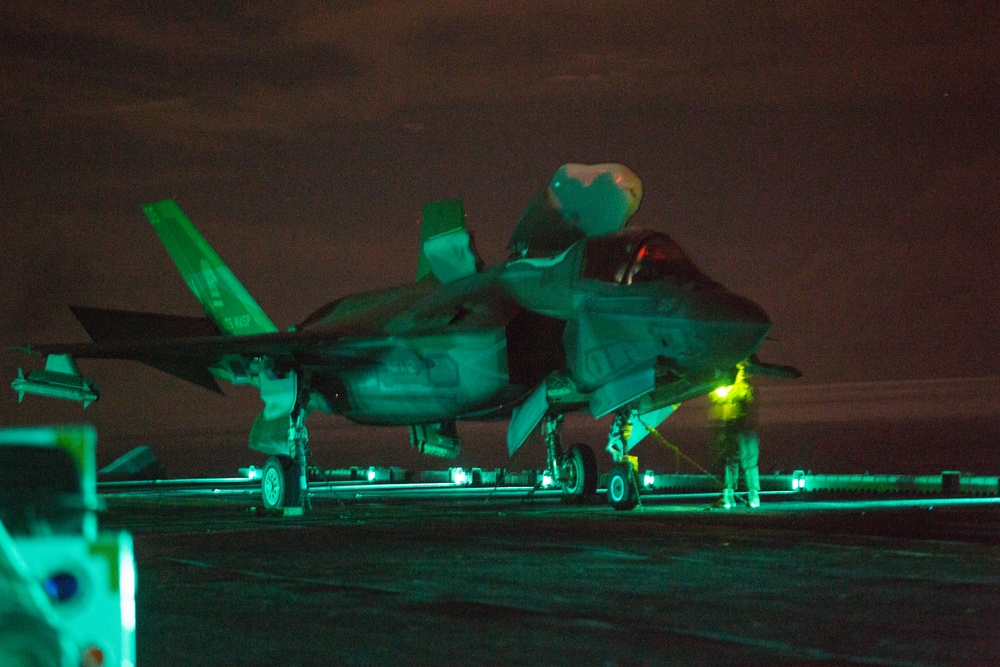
<box><xmin>10</xmin><ymin>163</ymin><xmax>796</xmax><ymax>511</ymax></box>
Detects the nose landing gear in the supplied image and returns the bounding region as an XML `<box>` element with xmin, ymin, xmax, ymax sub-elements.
<box><xmin>605</xmin><ymin>410</ymin><xmax>641</xmax><ymax>511</ymax></box>
<box><xmin>606</xmin><ymin>461</ymin><xmax>640</xmax><ymax>511</ymax></box>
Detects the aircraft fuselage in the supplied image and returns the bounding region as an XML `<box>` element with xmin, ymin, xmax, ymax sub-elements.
<box><xmin>299</xmin><ymin>228</ymin><xmax>770</xmax><ymax>426</ymax></box>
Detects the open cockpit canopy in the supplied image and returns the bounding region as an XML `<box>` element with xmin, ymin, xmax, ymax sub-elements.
<box><xmin>508</xmin><ymin>163</ymin><xmax>642</xmax><ymax>258</ymax></box>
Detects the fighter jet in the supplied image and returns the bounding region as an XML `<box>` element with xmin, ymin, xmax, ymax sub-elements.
<box><xmin>9</xmin><ymin>163</ymin><xmax>796</xmax><ymax>511</ymax></box>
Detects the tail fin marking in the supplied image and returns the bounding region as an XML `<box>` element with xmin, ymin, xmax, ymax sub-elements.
<box><xmin>142</xmin><ymin>200</ymin><xmax>278</xmax><ymax>336</ymax></box>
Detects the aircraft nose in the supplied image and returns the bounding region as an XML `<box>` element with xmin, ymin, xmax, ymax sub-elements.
<box><xmin>687</xmin><ymin>288</ymin><xmax>772</xmax><ymax>361</ymax></box>
<box><xmin>691</xmin><ymin>289</ymin><xmax>771</xmax><ymax>326</ymax></box>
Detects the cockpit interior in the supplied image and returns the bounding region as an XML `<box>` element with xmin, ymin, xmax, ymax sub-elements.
<box><xmin>581</xmin><ymin>229</ymin><xmax>705</xmax><ymax>286</ymax></box>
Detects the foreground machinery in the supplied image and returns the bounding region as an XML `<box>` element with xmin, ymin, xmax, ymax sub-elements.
<box><xmin>0</xmin><ymin>425</ymin><xmax>136</xmax><ymax>667</ymax></box>
<box><xmin>9</xmin><ymin>163</ymin><xmax>797</xmax><ymax>512</ymax></box>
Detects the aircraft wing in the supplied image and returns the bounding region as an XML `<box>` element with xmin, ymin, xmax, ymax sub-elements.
<box><xmin>9</xmin><ymin>200</ymin><xmax>303</xmax><ymax>398</ymax></box>
<box><xmin>11</xmin><ymin>307</ymin><xmax>340</xmax><ymax>394</ymax></box>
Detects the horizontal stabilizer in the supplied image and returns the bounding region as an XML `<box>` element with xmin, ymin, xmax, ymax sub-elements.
<box><xmin>138</xmin><ymin>357</ymin><xmax>223</xmax><ymax>394</ymax></box>
<box><xmin>98</xmin><ymin>446</ymin><xmax>165</xmax><ymax>482</ymax></box>
<box><xmin>70</xmin><ymin>306</ymin><xmax>220</xmax><ymax>342</ymax></box>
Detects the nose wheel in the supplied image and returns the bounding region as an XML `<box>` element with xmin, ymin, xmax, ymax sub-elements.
<box><xmin>604</xmin><ymin>410</ymin><xmax>641</xmax><ymax>510</ymax></box>
<box><xmin>606</xmin><ymin>461</ymin><xmax>639</xmax><ymax>511</ymax></box>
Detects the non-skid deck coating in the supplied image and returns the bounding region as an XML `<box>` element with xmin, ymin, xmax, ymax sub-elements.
<box><xmin>103</xmin><ymin>495</ymin><xmax>1000</xmax><ymax>666</ymax></box>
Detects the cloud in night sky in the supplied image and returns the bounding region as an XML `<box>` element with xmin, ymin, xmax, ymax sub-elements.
<box><xmin>5</xmin><ymin>3</ymin><xmax>998</xmax><ymax>136</ymax></box>
<box><xmin>1</xmin><ymin>0</ymin><xmax>998</xmax><ymax>450</ymax></box>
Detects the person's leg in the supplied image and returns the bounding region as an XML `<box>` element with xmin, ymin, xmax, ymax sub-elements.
<box><xmin>740</xmin><ymin>431</ymin><xmax>760</xmax><ymax>508</ymax></box>
<box><xmin>712</xmin><ymin>431</ymin><xmax>738</xmax><ymax>509</ymax></box>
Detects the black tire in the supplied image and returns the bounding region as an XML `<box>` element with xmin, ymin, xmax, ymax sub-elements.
<box><xmin>607</xmin><ymin>462</ymin><xmax>638</xmax><ymax>511</ymax></box>
<box><xmin>261</xmin><ymin>455</ymin><xmax>302</xmax><ymax>511</ymax></box>
<box><xmin>561</xmin><ymin>443</ymin><xmax>598</xmax><ymax>503</ymax></box>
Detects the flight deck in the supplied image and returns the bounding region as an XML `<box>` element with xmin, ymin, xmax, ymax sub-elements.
<box><xmin>96</xmin><ymin>465</ymin><xmax>1000</xmax><ymax>506</ymax></box>
<box><xmin>99</xmin><ymin>476</ymin><xmax>1000</xmax><ymax>667</ymax></box>
<box><xmin>3</xmin><ymin>422</ymin><xmax>997</xmax><ymax>666</ymax></box>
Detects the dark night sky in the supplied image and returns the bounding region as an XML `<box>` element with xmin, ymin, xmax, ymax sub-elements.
<box><xmin>1</xmin><ymin>1</ymin><xmax>999</xmax><ymax>469</ymax></box>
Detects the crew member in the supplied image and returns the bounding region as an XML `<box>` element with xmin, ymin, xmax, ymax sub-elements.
<box><xmin>709</xmin><ymin>364</ymin><xmax>760</xmax><ymax>509</ymax></box>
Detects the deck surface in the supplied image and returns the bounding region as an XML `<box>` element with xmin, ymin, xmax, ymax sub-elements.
<box><xmin>99</xmin><ymin>491</ymin><xmax>1000</xmax><ymax>666</ymax></box>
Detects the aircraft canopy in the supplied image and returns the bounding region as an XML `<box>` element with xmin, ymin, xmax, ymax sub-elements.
<box><xmin>508</xmin><ymin>163</ymin><xmax>642</xmax><ymax>258</ymax></box>
<box><xmin>581</xmin><ymin>230</ymin><xmax>703</xmax><ymax>286</ymax></box>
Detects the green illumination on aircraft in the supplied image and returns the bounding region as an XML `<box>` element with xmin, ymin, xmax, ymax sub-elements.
<box><xmin>9</xmin><ymin>163</ymin><xmax>798</xmax><ymax>512</ymax></box>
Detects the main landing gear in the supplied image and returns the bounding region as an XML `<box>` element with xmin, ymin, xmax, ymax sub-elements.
<box><xmin>260</xmin><ymin>407</ymin><xmax>311</xmax><ymax>515</ymax></box>
<box><xmin>261</xmin><ymin>454</ymin><xmax>302</xmax><ymax>511</ymax></box>
<box><xmin>258</xmin><ymin>407</ymin><xmax>643</xmax><ymax>513</ymax></box>
<box><xmin>542</xmin><ymin>415</ymin><xmax>598</xmax><ymax>503</ymax></box>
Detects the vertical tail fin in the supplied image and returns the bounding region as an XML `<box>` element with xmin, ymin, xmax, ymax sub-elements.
<box><xmin>142</xmin><ymin>200</ymin><xmax>278</xmax><ymax>336</ymax></box>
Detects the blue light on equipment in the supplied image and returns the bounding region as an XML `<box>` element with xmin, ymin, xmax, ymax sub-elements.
<box><xmin>43</xmin><ymin>571</ymin><xmax>80</xmax><ymax>603</ymax></box>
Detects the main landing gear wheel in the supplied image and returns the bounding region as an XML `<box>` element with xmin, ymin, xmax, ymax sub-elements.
<box><xmin>607</xmin><ymin>462</ymin><xmax>639</xmax><ymax>511</ymax></box>
<box><xmin>261</xmin><ymin>455</ymin><xmax>303</xmax><ymax>512</ymax></box>
<box><xmin>560</xmin><ymin>443</ymin><xmax>598</xmax><ymax>503</ymax></box>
